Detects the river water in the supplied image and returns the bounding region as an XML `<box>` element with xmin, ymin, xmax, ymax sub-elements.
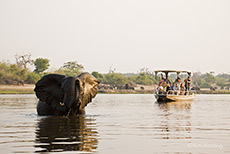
<box><xmin>0</xmin><ymin>94</ymin><xmax>229</xmax><ymax>154</ymax></box>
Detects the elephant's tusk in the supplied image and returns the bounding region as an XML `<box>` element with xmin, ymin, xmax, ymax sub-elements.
<box><xmin>59</xmin><ymin>102</ymin><xmax>65</xmax><ymax>106</ymax></box>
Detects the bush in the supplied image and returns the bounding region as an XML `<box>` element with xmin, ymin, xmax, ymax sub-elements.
<box><xmin>26</xmin><ymin>72</ymin><xmax>41</xmax><ymax>84</ymax></box>
<box><xmin>92</xmin><ymin>71</ymin><xmax>104</xmax><ymax>83</ymax></box>
<box><xmin>0</xmin><ymin>62</ymin><xmax>29</xmax><ymax>84</ymax></box>
<box><xmin>103</xmin><ymin>73</ymin><xmax>127</xmax><ymax>86</ymax></box>
<box><xmin>200</xmin><ymin>82</ymin><xmax>212</xmax><ymax>88</ymax></box>
<box><xmin>135</xmin><ymin>73</ymin><xmax>154</xmax><ymax>85</ymax></box>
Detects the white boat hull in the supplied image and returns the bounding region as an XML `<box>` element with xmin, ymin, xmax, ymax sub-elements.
<box><xmin>166</xmin><ymin>94</ymin><xmax>195</xmax><ymax>101</ymax></box>
<box><xmin>155</xmin><ymin>93</ymin><xmax>195</xmax><ymax>102</ymax></box>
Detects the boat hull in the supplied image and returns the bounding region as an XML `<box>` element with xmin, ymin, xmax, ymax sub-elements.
<box><xmin>155</xmin><ymin>94</ymin><xmax>195</xmax><ymax>102</ymax></box>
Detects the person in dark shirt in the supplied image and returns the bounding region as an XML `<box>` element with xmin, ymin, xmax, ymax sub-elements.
<box><xmin>175</xmin><ymin>77</ymin><xmax>182</xmax><ymax>87</ymax></box>
<box><xmin>184</xmin><ymin>76</ymin><xmax>192</xmax><ymax>92</ymax></box>
<box><xmin>164</xmin><ymin>76</ymin><xmax>171</xmax><ymax>86</ymax></box>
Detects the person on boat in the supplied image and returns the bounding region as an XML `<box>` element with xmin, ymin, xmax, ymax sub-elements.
<box><xmin>184</xmin><ymin>76</ymin><xmax>192</xmax><ymax>94</ymax></box>
<box><xmin>175</xmin><ymin>77</ymin><xmax>182</xmax><ymax>87</ymax></box>
<box><xmin>166</xmin><ymin>83</ymin><xmax>171</xmax><ymax>92</ymax></box>
<box><xmin>174</xmin><ymin>83</ymin><xmax>180</xmax><ymax>95</ymax></box>
<box><xmin>184</xmin><ymin>76</ymin><xmax>191</xmax><ymax>90</ymax></box>
<box><xmin>171</xmin><ymin>82</ymin><xmax>176</xmax><ymax>92</ymax></box>
<box><xmin>157</xmin><ymin>83</ymin><xmax>163</xmax><ymax>94</ymax></box>
<box><xmin>180</xmin><ymin>83</ymin><xmax>185</xmax><ymax>95</ymax></box>
<box><xmin>162</xmin><ymin>81</ymin><xmax>168</xmax><ymax>93</ymax></box>
<box><xmin>159</xmin><ymin>76</ymin><xmax>165</xmax><ymax>84</ymax></box>
<box><xmin>164</xmin><ymin>76</ymin><xmax>172</xmax><ymax>86</ymax></box>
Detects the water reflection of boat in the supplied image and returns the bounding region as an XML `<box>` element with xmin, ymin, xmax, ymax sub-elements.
<box><xmin>156</xmin><ymin>101</ymin><xmax>192</xmax><ymax>139</ymax></box>
<box><xmin>35</xmin><ymin>116</ymin><xmax>98</xmax><ymax>153</ymax></box>
<box><xmin>154</xmin><ymin>70</ymin><xmax>195</xmax><ymax>102</ymax></box>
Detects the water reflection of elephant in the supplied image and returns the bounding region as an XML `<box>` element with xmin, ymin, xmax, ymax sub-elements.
<box><xmin>156</xmin><ymin>101</ymin><xmax>192</xmax><ymax>139</ymax></box>
<box><xmin>35</xmin><ymin>115</ymin><xmax>98</xmax><ymax>153</ymax></box>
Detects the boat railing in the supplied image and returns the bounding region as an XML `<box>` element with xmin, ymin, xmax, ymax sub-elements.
<box><xmin>167</xmin><ymin>90</ymin><xmax>195</xmax><ymax>96</ymax></box>
<box><xmin>155</xmin><ymin>90</ymin><xmax>195</xmax><ymax>96</ymax></box>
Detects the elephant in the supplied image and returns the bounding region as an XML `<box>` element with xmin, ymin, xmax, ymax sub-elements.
<box><xmin>14</xmin><ymin>79</ymin><xmax>24</xmax><ymax>86</ymax></box>
<box><xmin>34</xmin><ymin>73</ymin><xmax>99</xmax><ymax>116</ymax></box>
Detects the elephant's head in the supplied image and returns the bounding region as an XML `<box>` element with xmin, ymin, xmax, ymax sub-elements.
<box><xmin>34</xmin><ymin>73</ymin><xmax>99</xmax><ymax>116</ymax></box>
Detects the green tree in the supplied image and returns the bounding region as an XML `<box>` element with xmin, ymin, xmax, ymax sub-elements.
<box><xmin>0</xmin><ymin>61</ymin><xmax>29</xmax><ymax>84</ymax></box>
<box><xmin>200</xmin><ymin>82</ymin><xmax>212</xmax><ymax>88</ymax></box>
<box><xmin>217</xmin><ymin>81</ymin><xmax>227</xmax><ymax>87</ymax></box>
<box><xmin>62</xmin><ymin>61</ymin><xmax>84</xmax><ymax>70</ymax></box>
<box><xmin>92</xmin><ymin>71</ymin><xmax>104</xmax><ymax>82</ymax></box>
<box><xmin>55</xmin><ymin>61</ymin><xmax>84</xmax><ymax>77</ymax></box>
<box><xmin>34</xmin><ymin>58</ymin><xmax>50</xmax><ymax>74</ymax></box>
<box><xmin>103</xmin><ymin>73</ymin><xmax>127</xmax><ymax>86</ymax></box>
<box><xmin>204</xmin><ymin>73</ymin><xmax>216</xmax><ymax>83</ymax></box>
<box><xmin>135</xmin><ymin>73</ymin><xmax>154</xmax><ymax>85</ymax></box>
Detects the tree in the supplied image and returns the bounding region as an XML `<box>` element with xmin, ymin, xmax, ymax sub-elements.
<box><xmin>34</xmin><ymin>58</ymin><xmax>50</xmax><ymax>74</ymax></box>
<box><xmin>108</xmin><ymin>66</ymin><xmax>116</xmax><ymax>74</ymax></box>
<box><xmin>15</xmin><ymin>53</ymin><xmax>33</xmax><ymax>69</ymax></box>
<box><xmin>0</xmin><ymin>61</ymin><xmax>29</xmax><ymax>84</ymax></box>
<box><xmin>204</xmin><ymin>73</ymin><xmax>216</xmax><ymax>83</ymax></box>
<box><xmin>103</xmin><ymin>73</ymin><xmax>127</xmax><ymax>86</ymax></box>
<box><xmin>62</xmin><ymin>61</ymin><xmax>84</xmax><ymax>70</ymax></box>
<box><xmin>92</xmin><ymin>71</ymin><xmax>104</xmax><ymax>82</ymax></box>
<box><xmin>135</xmin><ymin>73</ymin><xmax>154</xmax><ymax>85</ymax></box>
<box><xmin>55</xmin><ymin>61</ymin><xmax>84</xmax><ymax>77</ymax></box>
<box><xmin>200</xmin><ymin>82</ymin><xmax>212</xmax><ymax>88</ymax></box>
<box><xmin>139</xmin><ymin>67</ymin><xmax>153</xmax><ymax>75</ymax></box>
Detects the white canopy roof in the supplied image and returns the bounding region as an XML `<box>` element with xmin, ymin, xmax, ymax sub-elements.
<box><xmin>154</xmin><ymin>70</ymin><xmax>191</xmax><ymax>77</ymax></box>
<box><xmin>155</xmin><ymin>70</ymin><xmax>191</xmax><ymax>74</ymax></box>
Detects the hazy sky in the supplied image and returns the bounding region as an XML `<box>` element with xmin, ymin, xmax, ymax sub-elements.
<box><xmin>1</xmin><ymin>0</ymin><xmax>230</xmax><ymax>74</ymax></box>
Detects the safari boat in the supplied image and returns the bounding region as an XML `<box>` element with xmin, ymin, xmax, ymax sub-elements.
<box><xmin>154</xmin><ymin>70</ymin><xmax>195</xmax><ymax>102</ymax></box>
<box><xmin>155</xmin><ymin>90</ymin><xmax>195</xmax><ymax>102</ymax></box>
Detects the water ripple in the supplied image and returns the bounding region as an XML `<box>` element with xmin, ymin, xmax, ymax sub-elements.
<box><xmin>0</xmin><ymin>94</ymin><xmax>230</xmax><ymax>153</ymax></box>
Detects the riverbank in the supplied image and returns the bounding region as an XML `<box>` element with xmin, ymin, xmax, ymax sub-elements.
<box><xmin>0</xmin><ymin>84</ymin><xmax>35</xmax><ymax>94</ymax></box>
<box><xmin>1</xmin><ymin>84</ymin><xmax>230</xmax><ymax>94</ymax></box>
<box><xmin>196</xmin><ymin>90</ymin><xmax>230</xmax><ymax>94</ymax></box>
<box><xmin>0</xmin><ymin>84</ymin><xmax>155</xmax><ymax>94</ymax></box>
<box><xmin>99</xmin><ymin>90</ymin><xmax>230</xmax><ymax>94</ymax></box>
<box><xmin>98</xmin><ymin>90</ymin><xmax>155</xmax><ymax>94</ymax></box>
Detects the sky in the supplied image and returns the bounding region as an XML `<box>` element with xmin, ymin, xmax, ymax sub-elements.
<box><xmin>0</xmin><ymin>0</ymin><xmax>230</xmax><ymax>74</ymax></box>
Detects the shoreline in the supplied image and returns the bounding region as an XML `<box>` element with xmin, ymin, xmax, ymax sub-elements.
<box><xmin>1</xmin><ymin>84</ymin><xmax>230</xmax><ymax>94</ymax></box>
<box><xmin>0</xmin><ymin>84</ymin><xmax>35</xmax><ymax>94</ymax></box>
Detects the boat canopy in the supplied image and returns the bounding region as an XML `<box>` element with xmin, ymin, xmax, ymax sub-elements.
<box><xmin>155</xmin><ymin>70</ymin><xmax>191</xmax><ymax>78</ymax></box>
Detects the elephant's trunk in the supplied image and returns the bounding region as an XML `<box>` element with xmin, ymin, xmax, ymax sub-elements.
<box><xmin>63</xmin><ymin>78</ymin><xmax>80</xmax><ymax>112</ymax></box>
<box><xmin>69</xmin><ymin>79</ymin><xmax>80</xmax><ymax>111</ymax></box>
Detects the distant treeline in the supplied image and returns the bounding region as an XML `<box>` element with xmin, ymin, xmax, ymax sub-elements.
<box><xmin>192</xmin><ymin>72</ymin><xmax>230</xmax><ymax>89</ymax></box>
<box><xmin>0</xmin><ymin>57</ymin><xmax>85</xmax><ymax>85</ymax></box>
<box><xmin>0</xmin><ymin>60</ymin><xmax>156</xmax><ymax>86</ymax></box>
<box><xmin>1</xmin><ymin>54</ymin><xmax>230</xmax><ymax>88</ymax></box>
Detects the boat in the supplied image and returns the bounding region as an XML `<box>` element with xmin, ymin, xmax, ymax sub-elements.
<box><xmin>155</xmin><ymin>91</ymin><xmax>195</xmax><ymax>102</ymax></box>
<box><xmin>154</xmin><ymin>70</ymin><xmax>195</xmax><ymax>102</ymax></box>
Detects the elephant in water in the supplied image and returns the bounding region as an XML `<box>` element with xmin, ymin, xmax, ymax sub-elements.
<box><xmin>34</xmin><ymin>73</ymin><xmax>99</xmax><ymax>116</ymax></box>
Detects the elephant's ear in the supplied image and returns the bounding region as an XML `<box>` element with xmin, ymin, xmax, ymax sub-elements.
<box><xmin>34</xmin><ymin>74</ymin><xmax>66</xmax><ymax>105</ymax></box>
<box><xmin>77</xmin><ymin>73</ymin><xmax>99</xmax><ymax>110</ymax></box>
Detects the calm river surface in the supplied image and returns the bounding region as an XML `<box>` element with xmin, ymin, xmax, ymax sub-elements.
<box><xmin>0</xmin><ymin>94</ymin><xmax>230</xmax><ymax>154</ymax></box>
